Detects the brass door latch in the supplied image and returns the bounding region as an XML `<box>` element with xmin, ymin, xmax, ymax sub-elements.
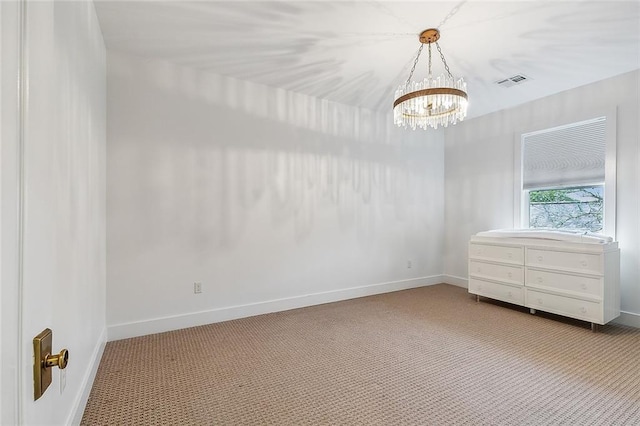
<box><xmin>33</xmin><ymin>328</ymin><xmax>69</xmax><ymax>400</ymax></box>
<box><xmin>45</xmin><ymin>348</ymin><xmax>69</xmax><ymax>369</ymax></box>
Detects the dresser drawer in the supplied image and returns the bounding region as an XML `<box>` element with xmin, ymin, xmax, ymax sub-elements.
<box><xmin>470</xmin><ymin>260</ymin><xmax>524</xmax><ymax>285</ymax></box>
<box><xmin>469</xmin><ymin>278</ymin><xmax>524</xmax><ymax>305</ymax></box>
<box><xmin>527</xmin><ymin>269</ymin><xmax>602</xmax><ymax>299</ymax></box>
<box><xmin>469</xmin><ymin>244</ymin><xmax>523</xmax><ymax>265</ymax></box>
<box><xmin>527</xmin><ymin>249</ymin><xmax>602</xmax><ymax>275</ymax></box>
<box><xmin>526</xmin><ymin>289</ymin><xmax>603</xmax><ymax>323</ymax></box>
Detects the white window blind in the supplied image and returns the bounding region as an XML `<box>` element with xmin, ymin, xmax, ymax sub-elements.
<box><xmin>522</xmin><ymin>117</ymin><xmax>606</xmax><ymax>190</ymax></box>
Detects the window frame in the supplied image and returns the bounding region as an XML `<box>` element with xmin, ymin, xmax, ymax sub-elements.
<box><xmin>514</xmin><ymin>109</ymin><xmax>617</xmax><ymax>238</ymax></box>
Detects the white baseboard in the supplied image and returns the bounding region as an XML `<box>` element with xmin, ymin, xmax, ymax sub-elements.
<box><xmin>108</xmin><ymin>275</ymin><xmax>444</xmax><ymax>341</ymax></box>
<box><xmin>613</xmin><ymin>311</ymin><xmax>640</xmax><ymax>328</ymax></box>
<box><xmin>68</xmin><ymin>327</ymin><xmax>107</xmax><ymax>425</ymax></box>
<box><xmin>443</xmin><ymin>274</ymin><xmax>468</xmax><ymax>288</ymax></box>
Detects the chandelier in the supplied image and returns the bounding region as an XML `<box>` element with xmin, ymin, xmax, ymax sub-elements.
<box><xmin>393</xmin><ymin>28</ymin><xmax>468</xmax><ymax>130</ymax></box>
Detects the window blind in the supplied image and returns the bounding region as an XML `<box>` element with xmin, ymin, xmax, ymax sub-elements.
<box><xmin>522</xmin><ymin>117</ymin><xmax>606</xmax><ymax>190</ymax></box>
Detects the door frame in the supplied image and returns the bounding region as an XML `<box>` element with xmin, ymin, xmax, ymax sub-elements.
<box><xmin>1</xmin><ymin>0</ymin><xmax>26</xmax><ymax>424</ymax></box>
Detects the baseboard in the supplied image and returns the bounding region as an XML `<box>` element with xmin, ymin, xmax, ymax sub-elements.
<box><xmin>443</xmin><ymin>274</ymin><xmax>468</xmax><ymax>288</ymax></box>
<box><xmin>613</xmin><ymin>311</ymin><xmax>640</xmax><ymax>328</ymax></box>
<box><xmin>68</xmin><ymin>327</ymin><xmax>107</xmax><ymax>425</ymax></box>
<box><xmin>108</xmin><ymin>275</ymin><xmax>444</xmax><ymax>341</ymax></box>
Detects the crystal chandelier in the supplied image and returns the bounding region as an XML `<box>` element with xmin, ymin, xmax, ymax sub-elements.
<box><xmin>393</xmin><ymin>28</ymin><xmax>468</xmax><ymax>130</ymax></box>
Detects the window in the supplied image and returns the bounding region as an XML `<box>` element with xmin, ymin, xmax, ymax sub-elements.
<box><xmin>528</xmin><ymin>185</ymin><xmax>603</xmax><ymax>232</ymax></box>
<box><xmin>515</xmin><ymin>114</ymin><xmax>616</xmax><ymax>237</ymax></box>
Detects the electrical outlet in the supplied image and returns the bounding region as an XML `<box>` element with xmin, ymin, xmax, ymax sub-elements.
<box><xmin>407</xmin><ymin>260</ymin><xmax>412</xmax><ymax>269</ymax></box>
<box><xmin>194</xmin><ymin>282</ymin><xmax>202</xmax><ymax>294</ymax></box>
<box><xmin>60</xmin><ymin>368</ymin><xmax>66</xmax><ymax>394</ymax></box>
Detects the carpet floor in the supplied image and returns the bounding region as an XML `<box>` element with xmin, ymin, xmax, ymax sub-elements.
<box><xmin>81</xmin><ymin>284</ymin><xmax>640</xmax><ymax>425</ymax></box>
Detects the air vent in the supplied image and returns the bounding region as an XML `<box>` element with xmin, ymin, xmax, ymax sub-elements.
<box><xmin>496</xmin><ymin>74</ymin><xmax>530</xmax><ymax>88</ymax></box>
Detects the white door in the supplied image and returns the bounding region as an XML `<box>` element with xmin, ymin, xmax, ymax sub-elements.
<box><xmin>3</xmin><ymin>1</ymin><xmax>107</xmax><ymax>424</ymax></box>
<box><xmin>19</xmin><ymin>1</ymin><xmax>59</xmax><ymax>422</ymax></box>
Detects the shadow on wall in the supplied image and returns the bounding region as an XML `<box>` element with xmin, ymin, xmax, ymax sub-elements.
<box><xmin>110</xmin><ymin>51</ymin><xmax>403</xmax><ymax>143</ymax></box>
<box><xmin>108</xmin><ymin>53</ymin><xmax>442</xmax><ymax>262</ymax></box>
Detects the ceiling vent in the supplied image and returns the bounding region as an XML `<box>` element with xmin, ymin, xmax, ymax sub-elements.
<box><xmin>496</xmin><ymin>74</ymin><xmax>530</xmax><ymax>88</ymax></box>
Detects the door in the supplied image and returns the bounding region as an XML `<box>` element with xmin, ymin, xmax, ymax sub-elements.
<box><xmin>3</xmin><ymin>1</ymin><xmax>64</xmax><ymax>423</ymax></box>
<box><xmin>3</xmin><ymin>1</ymin><xmax>107</xmax><ymax>424</ymax></box>
<box><xmin>19</xmin><ymin>1</ymin><xmax>59</xmax><ymax>422</ymax></box>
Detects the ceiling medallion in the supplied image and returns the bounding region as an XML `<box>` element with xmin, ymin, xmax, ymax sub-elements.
<box><xmin>393</xmin><ymin>28</ymin><xmax>468</xmax><ymax>130</ymax></box>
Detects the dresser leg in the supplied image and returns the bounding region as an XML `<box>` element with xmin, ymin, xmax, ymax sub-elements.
<box><xmin>530</xmin><ymin>308</ymin><xmax>536</xmax><ymax>315</ymax></box>
<box><xmin>591</xmin><ymin>323</ymin><xmax>599</xmax><ymax>333</ymax></box>
<box><xmin>476</xmin><ymin>295</ymin><xmax>480</xmax><ymax>303</ymax></box>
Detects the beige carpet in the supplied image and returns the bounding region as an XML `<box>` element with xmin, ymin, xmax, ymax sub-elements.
<box><xmin>82</xmin><ymin>284</ymin><xmax>640</xmax><ymax>425</ymax></box>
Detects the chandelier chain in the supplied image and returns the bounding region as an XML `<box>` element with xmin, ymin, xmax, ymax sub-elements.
<box><xmin>405</xmin><ymin>43</ymin><xmax>424</xmax><ymax>88</ymax></box>
<box><xmin>435</xmin><ymin>42</ymin><xmax>453</xmax><ymax>78</ymax></box>
<box><xmin>428</xmin><ymin>43</ymin><xmax>433</xmax><ymax>79</ymax></box>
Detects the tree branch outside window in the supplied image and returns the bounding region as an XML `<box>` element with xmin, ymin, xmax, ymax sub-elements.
<box><xmin>529</xmin><ymin>186</ymin><xmax>603</xmax><ymax>232</ymax></box>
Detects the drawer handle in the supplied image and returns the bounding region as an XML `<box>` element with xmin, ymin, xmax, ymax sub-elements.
<box><xmin>478</xmin><ymin>284</ymin><xmax>483</xmax><ymax>291</ymax></box>
<box><xmin>508</xmin><ymin>291</ymin><xmax>513</xmax><ymax>298</ymax></box>
<box><xmin>507</xmin><ymin>252</ymin><xmax>513</xmax><ymax>258</ymax></box>
<box><xmin>537</xmin><ymin>277</ymin><xmax>543</xmax><ymax>283</ymax></box>
<box><xmin>579</xmin><ymin>307</ymin><xmax>587</xmax><ymax>314</ymax></box>
<box><xmin>581</xmin><ymin>283</ymin><xmax>588</xmax><ymax>290</ymax></box>
<box><xmin>537</xmin><ymin>298</ymin><xmax>543</xmax><ymax>305</ymax></box>
<box><xmin>580</xmin><ymin>260</ymin><xmax>587</xmax><ymax>267</ymax></box>
<box><xmin>507</xmin><ymin>272</ymin><xmax>513</xmax><ymax>278</ymax></box>
<box><xmin>537</xmin><ymin>256</ymin><xmax>543</xmax><ymax>262</ymax></box>
<box><xmin>477</xmin><ymin>267</ymin><xmax>482</xmax><ymax>273</ymax></box>
<box><xmin>477</xmin><ymin>249</ymin><xmax>483</xmax><ymax>255</ymax></box>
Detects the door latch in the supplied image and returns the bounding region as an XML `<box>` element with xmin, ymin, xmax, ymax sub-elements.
<box><xmin>33</xmin><ymin>328</ymin><xmax>69</xmax><ymax>400</ymax></box>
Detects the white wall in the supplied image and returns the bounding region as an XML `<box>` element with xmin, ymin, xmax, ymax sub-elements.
<box><xmin>106</xmin><ymin>51</ymin><xmax>445</xmax><ymax>339</ymax></box>
<box><xmin>444</xmin><ymin>70</ymin><xmax>640</xmax><ymax>325</ymax></box>
<box><xmin>19</xmin><ymin>1</ymin><xmax>107</xmax><ymax>424</ymax></box>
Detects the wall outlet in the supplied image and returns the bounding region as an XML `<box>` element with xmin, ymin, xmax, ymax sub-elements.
<box><xmin>194</xmin><ymin>282</ymin><xmax>202</xmax><ymax>294</ymax></box>
<box><xmin>407</xmin><ymin>260</ymin><xmax>412</xmax><ymax>269</ymax></box>
<box><xmin>60</xmin><ymin>368</ymin><xmax>66</xmax><ymax>394</ymax></box>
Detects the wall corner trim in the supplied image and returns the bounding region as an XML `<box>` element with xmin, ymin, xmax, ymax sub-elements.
<box><xmin>107</xmin><ymin>275</ymin><xmax>445</xmax><ymax>341</ymax></box>
<box><xmin>68</xmin><ymin>327</ymin><xmax>107</xmax><ymax>426</ymax></box>
<box><xmin>443</xmin><ymin>274</ymin><xmax>468</xmax><ymax>288</ymax></box>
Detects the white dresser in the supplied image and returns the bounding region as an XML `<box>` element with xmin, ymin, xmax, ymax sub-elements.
<box><xmin>468</xmin><ymin>235</ymin><xmax>620</xmax><ymax>329</ymax></box>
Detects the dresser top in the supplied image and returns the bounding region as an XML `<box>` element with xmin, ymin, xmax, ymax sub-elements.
<box><xmin>470</xmin><ymin>235</ymin><xmax>619</xmax><ymax>253</ymax></box>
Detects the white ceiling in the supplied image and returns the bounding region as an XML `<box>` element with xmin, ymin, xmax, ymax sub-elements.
<box><xmin>94</xmin><ymin>1</ymin><xmax>640</xmax><ymax>119</ymax></box>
